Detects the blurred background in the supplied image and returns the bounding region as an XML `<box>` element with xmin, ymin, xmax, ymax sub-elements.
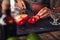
<box><xmin>0</xmin><ymin>0</ymin><xmax>60</xmax><ymax>40</ymax></box>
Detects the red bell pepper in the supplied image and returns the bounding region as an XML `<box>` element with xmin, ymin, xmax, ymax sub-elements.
<box><xmin>15</xmin><ymin>14</ymin><xmax>28</xmax><ymax>25</ymax></box>
<box><xmin>28</xmin><ymin>15</ymin><xmax>41</xmax><ymax>24</ymax></box>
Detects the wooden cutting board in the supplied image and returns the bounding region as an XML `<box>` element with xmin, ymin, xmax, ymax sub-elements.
<box><xmin>18</xmin><ymin>31</ymin><xmax>60</xmax><ymax>40</ymax></box>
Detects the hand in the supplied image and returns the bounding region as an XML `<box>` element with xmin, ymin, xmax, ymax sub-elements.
<box><xmin>40</xmin><ymin>7</ymin><xmax>60</xmax><ymax>19</ymax></box>
<box><xmin>28</xmin><ymin>7</ymin><xmax>50</xmax><ymax>24</ymax></box>
<box><xmin>16</xmin><ymin>0</ymin><xmax>26</xmax><ymax>10</ymax></box>
<box><xmin>37</xmin><ymin>7</ymin><xmax>50</xmax><ymax>19</ymax></box>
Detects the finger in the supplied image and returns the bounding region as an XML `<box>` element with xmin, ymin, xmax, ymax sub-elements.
<box><xmin>16</xmin><ymin>2</ymin><xmax>23</xmax><ymax>9</ymax></box>
<box><xmin>40</xmin><ymin>9</ymin><xmax>47</xmax><ymax>16</ymax></box>
<box><xmin>38</xmin><ymin>7</ymin><xmax>48</xmax><ymax>13</ymax></box>
<box><xmin>20</xmin><ymin>3</ymin><xmax>24</xmax><ymax>9</ymax></box>
<box><xmin>37</xmin><ymin>7</ymin><xmax>48</xmax><ymax>16</ymax></box>
<box><xmin>16</xmin><ymin>0</ymin><xmax>26</xmax><ymax>9</ymax></box>
<box><xmin>40</xmin><ymin>13</ymin><xmax>49</xmax><ymax>19</ymax></box>
<box><xmin>21</xmin><ymin>0</ymin><xmax>26</xmax><ymax>9</ymax></box>
<box><xmin>37</xmin><ymin>7</ymin><xmax>46</xmax><ymax>14</ymax></box>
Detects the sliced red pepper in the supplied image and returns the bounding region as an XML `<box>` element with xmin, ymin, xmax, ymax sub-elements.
<box><xmin>28</xmin><ymin>15</ymin><xmax>41</xmax><ymax>24</ymax></box>
<box><xmin>15</xmin><ymin>14</ymin><xmax>28</xmax><ymax>25</ymax></box>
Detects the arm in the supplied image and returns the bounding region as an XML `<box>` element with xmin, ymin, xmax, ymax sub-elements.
<box><xmin>1</xmin><ymin>0</ymin><xmax>10</xmax><ymax>13</ymax></box>
<box><xmin>16</xmin><ymin>0</ymin><xmax>26</xmax><ymax>10</ymax></box>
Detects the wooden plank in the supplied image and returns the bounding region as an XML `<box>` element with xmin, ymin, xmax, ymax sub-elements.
<box><xmin>18</xmin><ymin>31</ymin><xmax>60</xmax><ymax>40</ymax></box>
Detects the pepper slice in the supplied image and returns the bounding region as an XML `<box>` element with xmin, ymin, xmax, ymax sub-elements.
<box><xmin>28</xmin><ymin>15</ymin><xmax>41</xmax><ymax>24</ymax></box>
<box><xmin>15</xmin><ymin>14</ymin><xmax>28</xmax><ymax>25</ymax></box>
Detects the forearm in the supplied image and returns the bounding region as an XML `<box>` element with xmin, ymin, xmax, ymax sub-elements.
<box><xmin>1</xmin><ymin>0</ymin><xmax>10</xmax><ymax>14</ymax></box>
<box><xmin>1</xmin><ymin>0</ymin><xmax>9</xmax><ymax>11</ymax></box>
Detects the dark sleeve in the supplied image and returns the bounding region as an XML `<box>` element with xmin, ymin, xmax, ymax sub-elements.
<box><xmin>42</xmin><ymin>0</ymin><xmax>50</xmax><ymax>8</ymax></box>
<box><xmin>23</xmin><ymin>0</ymin><xmax>31</xmax><ymax>10</ymax></box>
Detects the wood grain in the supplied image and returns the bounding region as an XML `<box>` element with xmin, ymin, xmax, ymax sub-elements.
<box><xmin>18</xmin><ymin>31</ymin><xmax>60</xmax><ymax>40</ymax></box>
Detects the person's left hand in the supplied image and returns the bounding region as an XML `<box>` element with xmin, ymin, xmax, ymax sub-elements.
<box><xmin>37</xmin><ymin>7</ymin><xmax>50</xmax><ymax>19</ymax></box>
<box><xmin>28</xmin><ymin>7</ymin><xmax>51</xmax><ymax>24</ymax></box>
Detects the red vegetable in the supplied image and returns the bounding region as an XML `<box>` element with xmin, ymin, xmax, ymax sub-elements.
<box><xmin>16</xmin><ymin>19</ymin><xmax>25</xmax><ymax>25</ymax></box>
<box><xmin>15</xmin><ymin>14</ymin><xmax>28</xmax><ymax>25</ymax></box>
<box><xmin>28</xmin><ymin>15</ymin><xmax>40</xmax><ymax>24</ymax></box>
<box><xmin>28</xmin><ymin>16</ymin><xmax>36</xmax><ymax>24</ymax></box>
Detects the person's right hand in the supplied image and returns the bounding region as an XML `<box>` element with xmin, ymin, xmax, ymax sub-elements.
<box><xmin>16</xmin><ymin>0</ymin><xmax>26</xmax><ymax>10</ymax></box>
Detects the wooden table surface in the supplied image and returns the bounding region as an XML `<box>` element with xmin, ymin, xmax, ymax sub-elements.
<box><xmin>18</xmin><ymin>31</ymin><xmax>60</xmax><ymax>40</ymax></box>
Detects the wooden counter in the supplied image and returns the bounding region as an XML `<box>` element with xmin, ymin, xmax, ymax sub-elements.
<box><xmin>18</xmin><ymin>31</ymin><xmax>60</xmax><ymax>40</ymax></box>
